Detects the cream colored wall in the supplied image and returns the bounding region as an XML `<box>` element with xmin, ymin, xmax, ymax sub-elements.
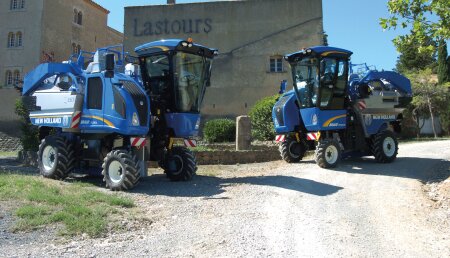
<box><xmin>41</xmin><ymin>0</ymin><xmax>123</xmax><ymax>63</ymax></box>
<box><xmin>124</xmin><ymin>0</ymin><xmax>323</xmax><ymax>118</ymax></box>
<box><xmin>0</xmin><ymin>0</ymin><xmax>44</xmax><ymax>87</ymax></box>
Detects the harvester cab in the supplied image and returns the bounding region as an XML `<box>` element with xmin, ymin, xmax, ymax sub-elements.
<box><xmin>273</xmin><ymin>46</ymin><xmax>412</xmax><ymax>168</ymax></box>
<box><xmin>134</xmin><ymin>39</ymin><xmax>217</xmax><ymax>181</ymax></box>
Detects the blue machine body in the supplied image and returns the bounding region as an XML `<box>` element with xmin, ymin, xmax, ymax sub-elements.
<box><xmin>22</xmin><ymin>51</ymin><xmax>150</xmax><ymax>136</ymax></box>
<box><xmin>273</xmin><ymin>46</ymin><xmax>412</xmax><ymax>138</ymax></box>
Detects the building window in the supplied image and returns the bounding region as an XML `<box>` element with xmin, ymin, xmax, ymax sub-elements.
<box><xmin>77</xmin><ymin>44</ymin><xmax>81</xmax><ymax>54</ymax></box>
<box><xmin>73</xmin><ymin>9</ymin><xmax>82</xmax><ymax>25</ymax></box>
<box><xmin>77</xmin><ymin>11</ymin><xmax>83</xmax><ymax>25</ymax></box>
<box><xmin>270</xmin><ymin>56</ymin><xmax>283</xmax><ymax>73</ymax></box>
<box><xmin>10</xmin><ymin>0</ymin><xmax>24</xmax><ymax>10</ymax></box>
<box><xmin>13</xmin><ymin>70</ymin><xmax>20</xmax><ymax>85</ymax></box>
<box><xmin>7</xmin><ymin>32</ymin><xmax>15</xmax><ymax>48</ymax></box>
<box><xmin>16</xmin><ymin>32</ymin><xmax>22</xmax><ymax>47</ymax></box>
<box><xmin>72</xmin><ymin>43</ymin><xmax>77</xmax><ymax>54</ymax></box>
<box><xmin>5</xmin><ymin>71</ymin><xmax>13</xmax><ymax>86</ymax></box>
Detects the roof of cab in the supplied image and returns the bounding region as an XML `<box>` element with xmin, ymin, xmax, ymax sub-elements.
<box><xmin>134</xmin><ymin>39</ymin><xmax>217</xmax><ymax>57</ymax></box>
<box><xmin>285</xmin><ymin>46</ymin><xmax>353</xmax><ymax>61</ymax></box>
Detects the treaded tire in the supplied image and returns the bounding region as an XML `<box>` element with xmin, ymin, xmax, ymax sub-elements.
<box><xmin>102</xmin><ymin>149</ymin><xmax>140</xmax><ymax>191</ymax></box>
<box><xmin>372</xmin><ymin>130</ymin><xmax>398</xmax><ymax>163</ymax></box>
<box><xmin>38</xmin><ymin>135</ymin><xmax>75</xmax><ymax>180</ymax></box>
<box><xmin>164</xmin><ymin>147</ymin><xmax>197</xmax><ymax>182</ymax></box>
<box><xmin>279</xmin><ymin>138</ymin><xmax>306</xmax><ymax>163</ymax></box>
<box><xmin>315</xmin><ymin>139</ymin><xmax>341</xmax><ymax>168</ymax></box>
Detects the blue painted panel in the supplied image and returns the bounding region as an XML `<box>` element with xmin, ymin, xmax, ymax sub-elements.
<box><xmin>300</xmin><ymin>108</ymin><xmax>347</xmax><ymax>131</ymax></box>
<box><xmin>165</xmin><ymin>113</ymin><xmax>201</xmax><ymax>137</ymax></box>
<box><xmin>362</xmin><ymin>114</ymin><xmax>395</xmax><ymax>135</ymax></box>
<box><xmin>272</xmin><ymin>92</ymin><xmax>300</xmax><ymax>133</ymax></box>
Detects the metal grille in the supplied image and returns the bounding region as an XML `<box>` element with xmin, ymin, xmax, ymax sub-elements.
<box><xmin>273</xmin><ymin>95</ymin><xmax>290</xmax><ymax>126</ymax></box>
<box><xmin>121</xmin><ymin>80</ymin><xmax>148</xmax><ymax>126</ymax></box>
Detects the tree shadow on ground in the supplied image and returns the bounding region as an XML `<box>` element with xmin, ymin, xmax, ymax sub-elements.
<box><xmin>335</xmin><ymin>156</ymin><xmax>450</xmax><ymax>183</ymax></box>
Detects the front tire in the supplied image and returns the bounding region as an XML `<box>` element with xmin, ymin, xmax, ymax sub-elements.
<box><xmin>102</xmin><ymin>149</ymin><xmax>140</xmax><ymax>191</ymax></box>
<box><xmin>315</xmin><ymin>139</ymin><xmax>341</xmax><ymax>168</ymax></box>
<box><xmin>279</xmin><ymin>137</ymin><xmax>306</xmax><ymax>163</ymax></box>
<box><xmin>372</xmin><ymin>130</ymin><xmax>398</xmax><ymax>163</ymax></box>
<box><xmin>164</xmin><ymin>147</ymin><xmax>197</xmax><ymax>181</ymax></box>
<box><xmin>38</xmin><ymin>135</ymin><xmax>75</xmax><ymax>180</ymax></box>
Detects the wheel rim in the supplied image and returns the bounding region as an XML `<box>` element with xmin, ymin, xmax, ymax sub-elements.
<box><xmin>288</xmin><ymin>141</ymin><xmax>302</xmax><ymax>159</ymax></box>
<box><xmin>108</xmin><ymin>160</ymin><xmax>124</xmax><ymax>183</ymax></box>
<box><xmin>167</xmin><ymin>155</ymin><xmax>183</xmax><ymax>175</ymax></box>
<box><xmin>383</xmin><ymin>137</ymin><xmax>396</xmax><ymax>157</ymax></box>
<box><xmin>325</xmin><ymin>145</ymin><xmax>338</xmax><ymax>164</ymax></box>
<box><xmin>42</xmin><ymin>145</ymin><xmax>56</xmax><ymax>172</ymax></box>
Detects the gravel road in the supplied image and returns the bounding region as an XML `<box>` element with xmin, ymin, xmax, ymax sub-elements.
<box><xmin>1</xmin><ymin>140</ymin><xmax>449</xmax><ymax>257</ymax></box>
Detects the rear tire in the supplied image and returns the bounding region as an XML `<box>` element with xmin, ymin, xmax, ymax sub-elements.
<box><xmin>164</xmin><ymin>147</ymin><xmax>197</xmax><ymax>181</ymax></box>
<box><xmin>315</xmin><ymin>139</ymin><xmax>341</xmax><ymax>168</ymax></box>
<box><xmin>38</xmin><ymin>135</ymin><xmax>75</xmax><ymax>180</ymax></box>
<box><xmin>372</xmin><ymin>130</ymin><xmax>398</xmax><ymax>163</ymax></box>
<box><xmin>279</xmin><ymin>137</ymin><xmax>306</xmax><ymax>163</ymax></box>
<box><xmin>102</xmin><ymin>149</ymin><xmax>140</xmax><ymax>191</ymax></box>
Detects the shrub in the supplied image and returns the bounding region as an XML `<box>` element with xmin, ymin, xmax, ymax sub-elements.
<box><xmin>249</xmin><ymin>95</ymin><xmax>279</xmax><ymax>141</ymax></box>
<box><xmin>15</xmin><ymin>99</ymin><xmax>39</xmax><ymax>151</ymax></box>
<box><xmin>203</xmin><ymin>119</ymin><xmax>236</xmax><ymax>143</ymax></box>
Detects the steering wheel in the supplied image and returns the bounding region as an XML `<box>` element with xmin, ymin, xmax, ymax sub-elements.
<box><xmin>181</xmin><ymin>73</ymin><xmax>198</xmax><ymax>83</ymax></box>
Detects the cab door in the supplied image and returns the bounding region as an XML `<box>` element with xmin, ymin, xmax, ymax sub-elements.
<box><xmin>80</xmin><ymin>76</ymin><xmax>105</xmax><ymax>131</ymax></box>
<box><xmin>319</xmin><ymin>58</ymin><xmax>348</xmax><ymax>110</ymax></box>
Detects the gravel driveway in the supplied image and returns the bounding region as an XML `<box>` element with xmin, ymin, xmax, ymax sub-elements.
<box><xmin>1</xmin><ymin>140</ymin><xmax>449</xmax><ymax>257</ymax></box>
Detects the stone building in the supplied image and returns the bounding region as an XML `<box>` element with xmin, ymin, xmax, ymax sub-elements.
<box><xmin>0</xmin><ymin>0</ymin><xmax>123</xmax><ymax>135</ymax></box>
<box><xmin>124</xmin><ymin>0</ymin><xmax>324</xmax><ymax>118</ymax></box>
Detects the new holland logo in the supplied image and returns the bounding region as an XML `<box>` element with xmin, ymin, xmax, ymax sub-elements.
<box><xmin>312</xmin><ymin>114</ymin><xmax>318</xmax><ymax>125</ymax></box>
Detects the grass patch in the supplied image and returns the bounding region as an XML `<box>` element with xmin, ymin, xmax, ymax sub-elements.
<box><xmin>0</xmin><ymin>151</ymin><xmax>18</xmax><ymax>157</ymax></box>
<box><xmin>0</xmin><ymin>173</ymin><xmax>135</xmax><ymax>237</ymax></box>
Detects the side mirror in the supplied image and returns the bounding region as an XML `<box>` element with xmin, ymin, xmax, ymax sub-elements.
<box><xmin>279</xmin><ymin>80</ymin><xmax>287</xmax><ymax>94</ymax></box>
<box><xmin>105</xmin><ymin>53</ymin><xmax>115</xmax><ymax>78</ymax></box>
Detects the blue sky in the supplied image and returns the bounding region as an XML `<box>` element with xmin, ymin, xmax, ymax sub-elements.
<box><xmin>93</xmin><ymin>0</ymin><xmax>407</xmax><ymax>70</ymax></box>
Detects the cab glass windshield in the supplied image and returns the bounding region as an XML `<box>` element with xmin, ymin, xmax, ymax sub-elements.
<box><xmin>291</xmin><ymin>57</ymin><xmax>319</xmax><ymax>108</ymax></box>
<box><xmin>174</xmin><ymin>52</ymin><xmax>211</xmax><ymax>112</ymax></box>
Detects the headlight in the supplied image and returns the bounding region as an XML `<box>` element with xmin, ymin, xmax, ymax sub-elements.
<box><xmin>195</xmin><ymin>117</ymin><xmax>201</xmax><ymax>130</ymax></box>
<box><xmin>132</xmin><ymin>112</ymin><xmax>140</xmax><ymax>126</ymax></box>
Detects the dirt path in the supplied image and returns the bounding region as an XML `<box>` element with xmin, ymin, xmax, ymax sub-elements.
<box><xmin>1</xmin><ymin>140</ymin><xmax>449</xmax><ymax>257</ymax></box>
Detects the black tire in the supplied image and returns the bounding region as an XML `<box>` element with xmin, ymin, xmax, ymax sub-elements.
<box><xmin>163</xmin><ymin>147</ymin><xmax>197</xmax><ymax>181</ymax></box>
<box><xmin>38</xmin><ymin>135</ymin><xmax>75</xmax><ymax>180</ymax></box>
<box><xmin>372</xmin><ymin>130</ymin><xmax>398</xmax><ymax>163</ymax></box>
<box><xmin>315</xmin><ymin>139</ymin><xmax>341</xmax><ymax>168</ymax></box>
<box><xmin>279</xmin><ymin>138</ymin><xmax>306</xmax><ymax>163</ymax></box>
<box><xmin>102</xmin><ymin>149</ymin><xmax>140</xmax><ymax>191</ymax></box>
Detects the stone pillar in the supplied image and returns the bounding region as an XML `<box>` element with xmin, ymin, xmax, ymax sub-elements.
<box><xmin>236</xmin><ymin>116</ymin><xmax>251</xmax><ymax>151</ymax></box>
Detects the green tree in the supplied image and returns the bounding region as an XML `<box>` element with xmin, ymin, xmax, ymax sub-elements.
<box><xmin>395</xmin><ymin>35</ymin><xmax>436</xmax><ymax>73</ymax></box>
<box><xmin>380</xmin><ymin>0</ymin><xmax>450</xmax><ymax>53</ymax></box>
<box><xmin>407</xmin><ymin>69</ymin><xmax>449</xmax><ymax>138</ymax></box>
<box><xmin>437</xmin><ymin>39</ymin><xmax>449</xmax><ymax>83</ymax></box>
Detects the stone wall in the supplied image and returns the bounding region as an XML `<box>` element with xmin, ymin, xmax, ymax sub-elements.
<box><xmin>0</xmin><ymin>133</ymin><xmax>21</xmax><ymax>151</ymax></box>
<box><xmin>0</xmin><ymin>88</ymin><xmax>21</xmax><ymax>136</ymax></box>
<box><xmin>195</xmin><ymin>149</ymin><xmax>280</xmax><ymax>165</ymax></box>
